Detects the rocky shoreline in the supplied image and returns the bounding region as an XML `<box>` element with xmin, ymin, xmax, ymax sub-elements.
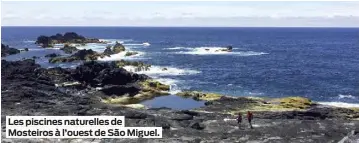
<box><xmin>2</xmin><ymin>34</ymin><xmax>359</xmax><ymax>142</ymax></box>
<box><xmin>2</xmin><ymin>59</ymin><xmax>359</xmax><ymax>143</ymax></box>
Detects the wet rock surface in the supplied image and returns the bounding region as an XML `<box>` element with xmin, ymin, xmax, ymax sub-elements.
<box><xmin>2</xmin><ymin>60</ymin><xmax>359</xmax><ymax>143</ymax></box>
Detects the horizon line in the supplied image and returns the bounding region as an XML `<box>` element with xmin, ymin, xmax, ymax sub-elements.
<box><xmin>2</xmin><ymin>26</ymin><xmax>359</xmax><ymax>28</ymax></box>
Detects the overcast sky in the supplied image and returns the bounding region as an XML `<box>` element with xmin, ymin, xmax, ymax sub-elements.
<box><xmin>2</xmin><ymin>1</ymin><xmax>359</xmax><ymax>27</ymax></box>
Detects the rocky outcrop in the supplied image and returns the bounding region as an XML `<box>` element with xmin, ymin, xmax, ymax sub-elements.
<box><xmin>125</xmin><ymin>51</ymin><xmax>138</xmax><ymax>56</ymax></box>
<box><xmin>115</xmin><ymin>60</ymin><xmax>152</xmax><ymax>72</ymax></box>
<box><xmin>113</xmin><ymin>42</ymin><xmax>126</xmax><ymax>53</ymax></box>
<box><xmin>49</xmin><ymin>49</ymin><xmax>105</xmax><ymax>63</ymax></box>
<box><xmin>214</xmin><ymin>46</ymin><xmax>233</xmax><ymax>52</ymax></box>
<box><xmin>35</xmin><ymin>32</ymin><xmax>103</xmax><ymax>48</ymax></box>
<box><xmin>44</xmin><ymin>53</ymin><xmax>61</xmax><ymax>58</ymax></box>
<box><xmin>60</xmin><ymin>44</ymin><xmax>78</xmax><ymax>54</ymax></box>
<box><xmin>103</xmin><ymin>46</ymin><xmax>115</xmax><ymax>55</ymax></box>
<box><xmin>103</xmin><ymin>42</ymin><xmax>126</xmax><ymax>56</ymax></box>
<box><xmin>20</xmin><ymin>48</ymin><xmax>29</xmax><ymax>52</ymax></box>
<box><xmin>71</xmin><ymin>61</ymin><xmax>149</xmax><ymax>87</ymax></box>
<box><xmin>1</xmin><ymin>44</ymin><xmax>20</xmax><ymax>57</ymax></box>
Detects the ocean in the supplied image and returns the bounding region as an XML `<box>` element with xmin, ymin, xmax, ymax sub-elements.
<box><xmin>2</xmin><ymin>27</ymin><xmax>359</xmax><ymax>109</ymax></box>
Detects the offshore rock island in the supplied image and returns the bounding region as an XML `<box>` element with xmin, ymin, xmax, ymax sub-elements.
<box><xmin>1</xmin><ymin>32</ymin><xmax>359</xmax><ymax>143</ymax></box>
<box><xmin>35</xmin><ymin>32</ymin><xmax>105</xmax><ymax>48</ymax></box>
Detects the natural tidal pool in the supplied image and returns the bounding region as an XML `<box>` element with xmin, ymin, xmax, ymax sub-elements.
<box><xmin>141</xmin><ymin>95</ymin><xmax>205</xmax><ymax>110</ymax></box>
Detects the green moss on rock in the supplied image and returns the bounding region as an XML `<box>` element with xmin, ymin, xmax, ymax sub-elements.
<box><xmin>140</xmin><ymin>80</ymin><xmax>170</xmax><ymax>91</ymax></box>
<box><xmin>176</xmin><ymin>91</ymin><xmax>222</xmax><ymax>101</ymax></box>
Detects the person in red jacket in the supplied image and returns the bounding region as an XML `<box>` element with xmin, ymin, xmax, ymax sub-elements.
<box><xmin>247</xmin><ymin>111</ymin><xmax>253</xmax><ymax>129</ymax></box>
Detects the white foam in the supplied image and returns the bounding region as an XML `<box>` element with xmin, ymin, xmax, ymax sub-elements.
<box><xmin>166</xmin><ymin>47</ymin><xmax>192</xmax><ymax>50</ymax></box>
<box><xmin>97</xmin><ymin>51</ymin><xmax>145</xmax><ymax>61</ymax></box>
<box><xmin>123</xmin><ymin>44</ymin><xmax>145</xmax><ymax>46</ymax></box>
<box><xmin>23</xmin><ymin>40</ymin><xmax>35</xmax><ymax>43</ymax></box>
<box><xmin>175</xmin><ymin>47</ymin><xmax>268</xmax><ymax>56</ymax></box>
<box><xmin>167</xmin><ymin>47</ymin><xmax>241</xmax><ymax>50</ymax></box>
<box><xmin>121</xmin><ymin>42</ymin><xmax>150</xmax><ymax>46</ymax></box>
<box><xmin>53</xmin><ymin>44</ymin><xmax>65</xmax><ymax>48</ymax></box>
<box><xmin>318</xmin><ymin>102</ymin><xmax>359</xmax><ymax>108</ymax></box>
<box><xmin>143</xmin><ymin>42</ymin><xmax>150</xmax><ymax>46</ymax></box>
<box><xmin>46</xmin><ymin>47</ymin><xmax>61</xmax><ymax>50</ymax></box>
<box><xmin>29</xmin><ymin>48</ymin><xmax>60</xmax><ymax>51</ymax></box>
<box><xmin>338</xmin><ymin>94</ymin><xmax>356</xmax><ymax>99</ymax></box>
<box><xmin>99</xmin><ymin>39</ymin><xmax>132</xmax><ymax>44</ymax></box>
<box><xmin>76</xmin><ymin>43</ymin><xmax>108</xmax><ymax>52</ymax></box>
<box><xmin>123</xmin><ymin>65</ymin><xmax>200</xmax><ymax>76</ymax></box>
<box><xmin>156</xmin><ymin>78</ymin><xmax>182</xmax><ymax>94</ymax></box>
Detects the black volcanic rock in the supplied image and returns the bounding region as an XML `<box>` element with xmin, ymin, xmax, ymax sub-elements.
<box><xmin>49</xmin><ymin>49</ymin><xmax>105</xmax><ymax>63</ymax></box>
<box><xmin>99</xmin><ymin>84</ymin><xmax>141</xmax><ymax>96</ymax></box>
<box><xmin>45</xmin><ymin>53</ymin><xmax>61</xmax><ymax>58</ymax></box>
<box><xmin>103</xmin><ymin>42</ymin><xmax>126</xmax><ymax>56</ymax></box>
<box><xmin>226</xmin><ymin>45</ymin><xmax>233</xmax><ymax>51</ymax></box>
<box><xmin>71</xmin><ymin>61</ymin><xmax>149</xmax><ymax>87</ymax></box>
<box><xmin>103</xmin><ymin>46</ymin><xmax>115</xmax><ymax>56</ymax></box>
<box><xmin>2</xmin><ymin>60</ymin><xmax>359</xmax><ymax>143</ymax></box>
<box><xmin>1</xmin><ymin>59</ymin><xmax>40</xmax><ymax>78</ymax></box>
<box><xmin>60</xmin><ymin>44</ymin><xmax>78</xmax><ymax>54</ymax></box>
<box><xmin>35</xmin><ymin>32</ymin><xmax>102</xmax><ymax>48</ymax></box>
<box><xmin>113</xmin><ymin>42</ymin><xmax>126</xmax><ymax>53</ymax></box>
<box><xmin>1</xmin><ymin>44</ymin><xmax>20</xmax><ymax>57</ymax></box>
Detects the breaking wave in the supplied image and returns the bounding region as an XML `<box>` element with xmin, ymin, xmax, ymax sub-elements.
<box><xmin>172</xmin><ymin>47</ymin><xmax>268</xmax><ymax>56</ymax></box>
<box><xmin>122</xmin><ymin>65</ymin><xmax>200</xmax><ymax>76</ymax></box>
<box><xmin>338</xmin><ymin>94</ymin><xmax>356</xmax><ymax>99</ymax></box>
<box><xmin>165</xmin><ymin>47</ymin><xmax>192</xmax><ymax>50</ymax></box>
<box><xmin>318</xmin><ymin>102</ymin><xmax>359</xmax><ymax>108</ymax></box>
<box><xmin>97</xmin><ymin>51</ymin><xmax>145</xmax><ymax>61</ymax></box>
<box><xmin>23</xmin><ymin>40</ymin><xmax>36</xmax><ymax>43</ymax></box>
<box><xmin>122</xmin><ymin>65</ymin><xmax>199</xmax><ymax>94</ymax></box>
<box><xmin>99</xmin><ymin>39</ymin><xmax>133</xmax><ymax>44</ymax></box>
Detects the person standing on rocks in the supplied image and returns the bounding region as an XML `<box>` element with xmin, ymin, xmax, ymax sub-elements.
<box><xmin>247</xmin><ymin>111</ymin><xmax>253</xmax><ymax>129</ymax></box>
<box><xmin>236</xmin><ymin>112</ymin><xmax>242</xmax><ymax>126</ymax></box>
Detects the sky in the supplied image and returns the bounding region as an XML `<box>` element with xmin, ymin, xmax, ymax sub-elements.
<box><xmin>2</xmin><ymin>1</ymin><xmax>359</xmax><ymax>27</ymax></box>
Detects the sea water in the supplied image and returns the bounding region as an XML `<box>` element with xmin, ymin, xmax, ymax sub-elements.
<box><xmin>2</xmin><ymin>27</ymin><xmax>358</xmax><ymax>109</ymax></box>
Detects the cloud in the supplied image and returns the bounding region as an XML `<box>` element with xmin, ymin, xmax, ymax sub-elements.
<box><xmin>1</xmin><ymin>1</ymin><xmax>359</xmax><ymax>27</ymax></box>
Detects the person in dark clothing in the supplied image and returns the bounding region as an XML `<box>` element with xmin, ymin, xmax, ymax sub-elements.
<box><xmin>236</xmin><ymin>112</ymin><xmax>242</xmax><ymax>124</ymax></box>
<box><xmin>247</xmin><ymin>111</ymin><xmax>253</xmax><ymax>129</ymax></box>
